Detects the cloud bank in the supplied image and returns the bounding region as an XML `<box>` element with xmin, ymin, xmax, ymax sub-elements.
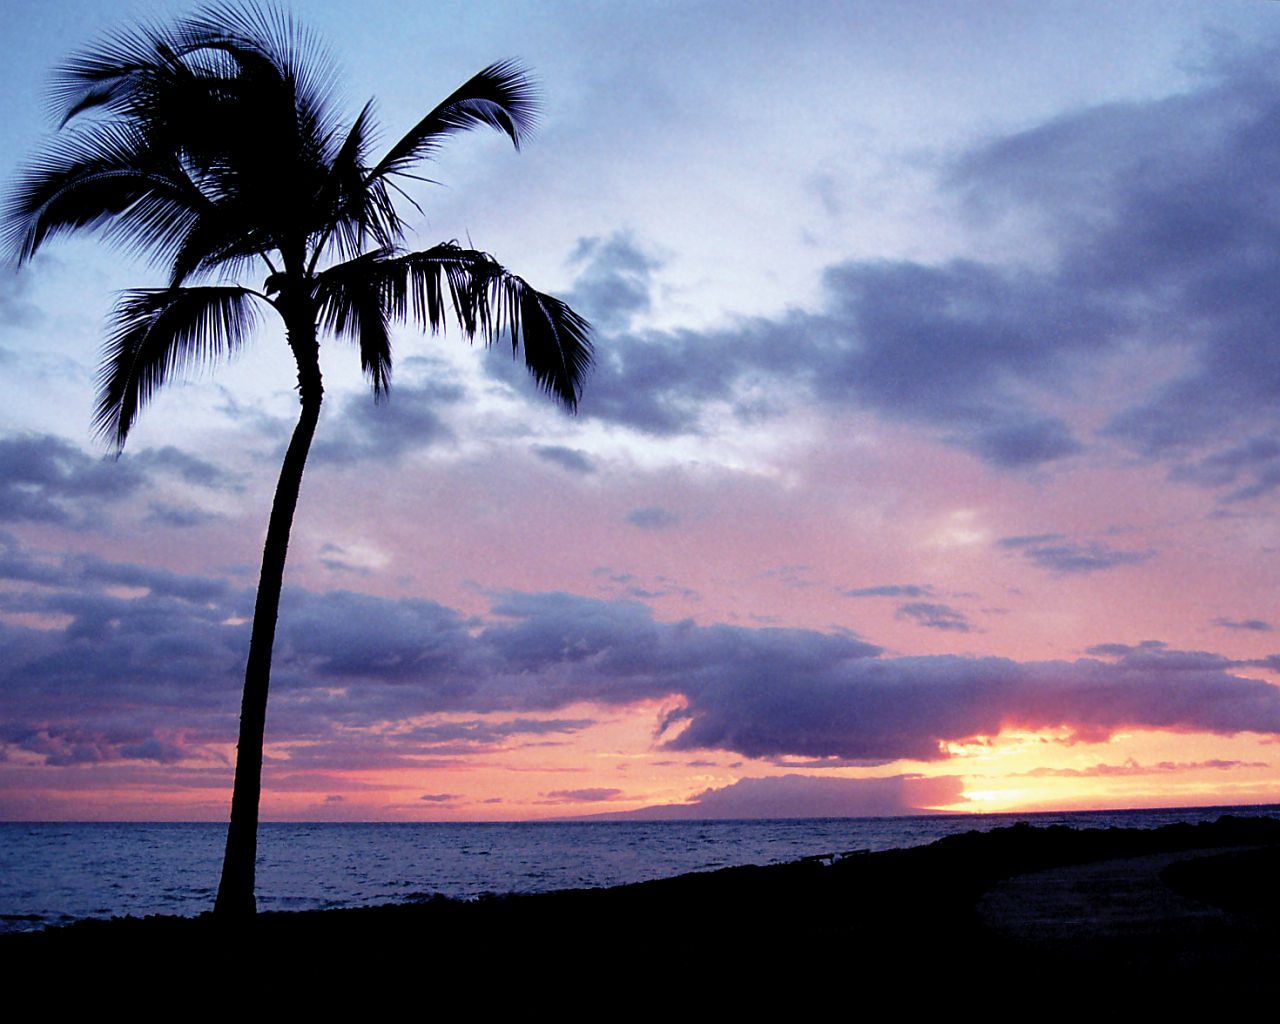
<box><xmin>2</xmin><ymin>542</ymin><xmax>1277</xmax><ymax>774</ymax></box>
<box><xmin>482</xmin><ymin>47</ymin><xmax>1280</xmax><ymax>503</ymax></box>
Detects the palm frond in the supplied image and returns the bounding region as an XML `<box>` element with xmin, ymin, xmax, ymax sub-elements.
<box><xmin>184</xmin><ymin>1</ymin><xmax>341</xmax><ymax>134</ymax></box>
<box><xmin>96</xmin><ymin>286</ymin><xmax>261</xmax><ymax>448</ymax></box>
<box><xmin>308</xmin><ymin>100</ymin><xmax>405</xmax><ymax>267</ymax></box>
<box><xmin>11</xmin><ymin>5</ymin><xmax>592</xmax><ymax>431</ymax></box>
<box><xmin>49</xmin><ymin>17</ymin><xmax>188</xmax><ymax>125</ymax></box>
<box><xmin>167</xmin><ymin>206</ymin><xmax>264</xmax><ymax>286</ymax></box>
<box><xmin>499</xmin><ymin>282</ymin><xmax>594</xmax><ymax>409</ymax></box>
<box><xmin>161</xmin><ymin>14</ymin><xmax>344</xmax><ymax>259</ymax></box>
<box><xmin>37</xmin><ymin>2</ymin><xmax>346</xmax><ymax>275</ymax></box>
<box><xmin>313</xmin><ymin>251</ymin><xmax>393</xmax><ymax>395</ymax></box>
<box><xmin>383</xmin><ymin>244</ymin><xmax>593</xmax><ymax>410</ymax></box>
<box><xmin>368</xmin><ymin>60</ymin><xmax>538</xmax><ymax>184</ymax></box>
<box><xmin>386</xmin><ymin>243</ymin><xmax>486</xmax><ymax>337</ymax></box>
<box><xmin>4</xmin><ymin>121</ymin><xmax>203</xmax><ymax>265</ymax></box>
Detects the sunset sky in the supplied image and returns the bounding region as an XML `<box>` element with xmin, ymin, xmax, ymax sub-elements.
<box><xmin>2</xmin><ymin>0</ymin><xmax>1280</xmax><ymax>822</ymax></box>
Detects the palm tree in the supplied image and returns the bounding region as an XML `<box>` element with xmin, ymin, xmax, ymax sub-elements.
<box><xmin>4</xmin><ymin>2</ymin><xmax>591</xmax><ymax>917</ymax></box>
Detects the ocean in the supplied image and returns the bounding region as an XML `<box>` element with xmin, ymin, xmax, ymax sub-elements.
<box><xmin>3</xmin><ymin>804</ymin><xmax>1278</xmax><ymax>935</ymax></box>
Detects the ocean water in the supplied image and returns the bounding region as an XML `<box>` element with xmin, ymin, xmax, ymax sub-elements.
<box><xmin>2</xmin><ymin>804</ymin><xmax>1277</xmax><ymax>935</ymax></box>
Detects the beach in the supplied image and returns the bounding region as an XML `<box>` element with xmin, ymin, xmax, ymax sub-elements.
<box><xmin>6</xmin><ymin>814</ymin><xmax>1278</xmax><ymax>1001</ymax></box>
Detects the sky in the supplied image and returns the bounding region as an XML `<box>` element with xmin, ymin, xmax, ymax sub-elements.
<box><xmin>2</xmin><ymin>0</ymin><xmax>1280</xmax><ymax>822</ymax></box>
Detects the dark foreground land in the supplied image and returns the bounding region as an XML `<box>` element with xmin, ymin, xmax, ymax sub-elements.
<box><xmin>6</xmin><ymin>815</ymin><xmax>1279</xmax><ymax>1002</ymax></box>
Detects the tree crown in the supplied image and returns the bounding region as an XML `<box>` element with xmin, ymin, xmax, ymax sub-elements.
<box><xmin>5</xmin><ymin>1</ymin><xmax>591</xmax><ymax>447</ymax></box>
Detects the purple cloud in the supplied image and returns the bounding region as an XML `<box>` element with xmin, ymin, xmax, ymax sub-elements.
<box><xmin>998</xmin><ymin>535</ymin><xmax>1156</xmax><ymax>575</ymax></box>
<box><xmin>625</xmin><ymin>506</ymin><xmax>680</xmax><ymax>530</ymax></box>
<box><xmin>1213</xmin><ymin>618</ymin><xmax>1272</xmax><ymax>632</ymax></box>
<box><xmin>895</xmin><ymin>602</ymin><xmax>973</xmax><ymax>633</ymax></box>
<box><xmin>544</xmin><ymin>788</ymin><xmax>624</xmax><ymax>803</ymax></box>
<box><xmin>3</xmin><ymin>542</ymin><xmax>1278</xmax><ymax>772</ymax></box>
<box><xmin>595</xmin><ymin>774</ymin><xmax>967</xmax><ymax>820</ymax></box>
<box><xmin>478</xmin><ymin>43</ymin><xmax>1280</xmax><ymax>491</ymax></box>
<box><xmin>845</xmin><ymin>584</ymin><xmax>936</xmax><ymax>599</ymax></box>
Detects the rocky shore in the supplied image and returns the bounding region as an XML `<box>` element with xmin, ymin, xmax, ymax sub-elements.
<box><xmin>7</xmin><ymin>814</ymin><xmax>1278</xmax><ymax>1002</ymax></box>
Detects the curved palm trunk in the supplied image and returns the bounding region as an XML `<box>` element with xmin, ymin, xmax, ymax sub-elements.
<box><xmin>215</xmin><ymin>308</ymin><xmax>322</xmax><ymax>917</ymax></box>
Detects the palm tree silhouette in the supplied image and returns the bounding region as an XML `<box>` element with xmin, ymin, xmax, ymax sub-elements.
<box><xmin>4</xmin><ymin>3</ymin><xmax>591</xmax><ymax>916</ymax></box>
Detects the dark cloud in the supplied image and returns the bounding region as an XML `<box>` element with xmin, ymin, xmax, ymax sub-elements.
<box><xmin>130</xmin><ymin>447</ymin><xmax>237</xmax><ymax>489</ymax></box>
<box><xmin>144</xmin><ymin>503</ymin><xmax>217</xmax><ymax>528</ymax></box>
<box><xmin>1024</xmin><ymin>541</ymin><xmax>1156</xmax><ymax>575</ymax></box>
<box><xmin>5</xmin><ymin>724</ymin><xmax>219</xmax><ymax>767</ymax></box>
<box><xmin>0</xmin><ymin>541</ymin><xmax>247</xmax><ymax>765</ymax></box>
<box><xmin>67</xmin><ymin>551</ymin><xmax>231</xmax><ymax>603</ymax></box>
<box><xmin>0</xmin><ymin>434</ymin><xmax>236</xmax><ymax>530</ymax></box>
<box><xmin>1085</xmin><ymin>640</ymin><xmax>1164</xmax><ymax>658</ymax></box>
<box><xmin>1170</xmin><ymin>436</ymin><xmax>1280</xmax><ymax>501</ymax></box>
<box><xmin>533</xmin><ymin>445</ymin><xmax>595</xmax><ymax>474</ymax></box>
<box><xmin>593</xmin><ymin>568</ymin><xmax>699</xmax><ymax>603</ymax></box>
<box><xmin>573</xmin><ymin>324</ymin><xmax>750</xmax><ymax>436</ymax></box>
<box><xmin>761</xmin><ymin>565</ymin><xmax>814</xmax><ymax>589</ymax></box>
<box><xmin>402</xmin><ymin>717</ymin><xmax>595</xmax><ymax>753</ymax></box>
<box><xmin>0</xmin><ymin>434</ymin><xmax>144</xmax><ymax>526</ymax></box>
<box><xmin>895</xmin><ymin>602</ymin><xmax>973</xmax><ymax>633</ymax></box>
<box><xmin>1213</xmin><ymin>618</ymin><xmax>1272</xmax><ymax>632</ymax></box>
<box><xmin>999</xmin><ymin>535</ymin><xmax>1156</xmax><ymax>575</ymax></box>
<box><xmin>601</xmin><ymin>774</ymin><xmax>967</xmax><ymax>820</ymax></box>
<box><xmin>625</xmin><ymin>506</ymin><xmax>679</xmax><ymax>530</ymax></box>
<box><xmin>419</xmin><ymin>793</ymin><xmax>459</xmax><ymax>803</ymax></box>
<box><xmin>964</xmin><ymin>417</ymin><xmax>1083</xmax><ymax>469</ymax></box>
<box><xmin>1079</xmin><ymin>642</ymin><xmax>1238</xmax><ymax>675</ymax></box>
<box><xmin>483</xmin><ymin>44</ymin><xmax>1280</xmax><ymax>488</ymax></box>
<box><xmin>544</xmin><ymin>787</ymin><xmax>624</xmax><ymax>803</ymax></box>
<box><xmin>274</xmin><ymin>589</ymin><xmax>479</xmax><ymax>685</ymax></box>
<box><xmin>264</xmin><ymin>739</ymin><xmax>452</xmax><ymax>772</ymax></box>
<box><xmin>954</xmin><ymin>47</ymin><xmax>1280</xmax><ymax>484</ymax></box>
<box><xmin>564</xmin><ymin>233</ymin><xmax>661</xmax><ymax>332</ymax></box>
<box><xmin>116</xmin><ymin>735</ymin><xmax>194</xmax><ymax>764</ymax></box>
<box><xmin>997</xmin><ymin>533</ymin><xmax>1067</xmax><ymax>548</ymax></box>
<box><xmin>317</xmin><ymin>543</ymin><xmax>372</xmax><ymax>576</ymax></box>
<box><xmin>310</xmin><ymin>378</ymin><xmax>461</xmax><ymax>466</ymax></box>
<box><xmin>0</xmin><ymin>534</ymin><xmax>232</xmax><ymax>609</ymax></box>
<box><xmin>660</xmin><ymin>643</ymin><xmax>1280</xmax><ymax>762</ymax></box>
<box><xmin>562</xmin><ymin>257</ymin><xmax>1107</xmax><ymax>464</ymax></box>
<box><xmin>810</xmin><ymin>259</ymin><xmax>1116</xmax><ymax>443</ymax></box>
<box><xmin>4</xmin><ymin>543</ymin><xmax>1279</xmax><ymax>771</ymax></box>
<box><xmin>484</xmin><ymin>232</ymin><xmax>720</xmax><ymax>436</ymax></box>
<box><xmin>845</xmin><ymin>584</ymin><xmax>935</xmax><ymax>599</ymax></box>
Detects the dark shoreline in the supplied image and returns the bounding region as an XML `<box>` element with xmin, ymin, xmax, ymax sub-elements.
<box><xmin>7</xmin><ymin>813</ymin><xmax>1280</xmax><ymax>996</ymax></box>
